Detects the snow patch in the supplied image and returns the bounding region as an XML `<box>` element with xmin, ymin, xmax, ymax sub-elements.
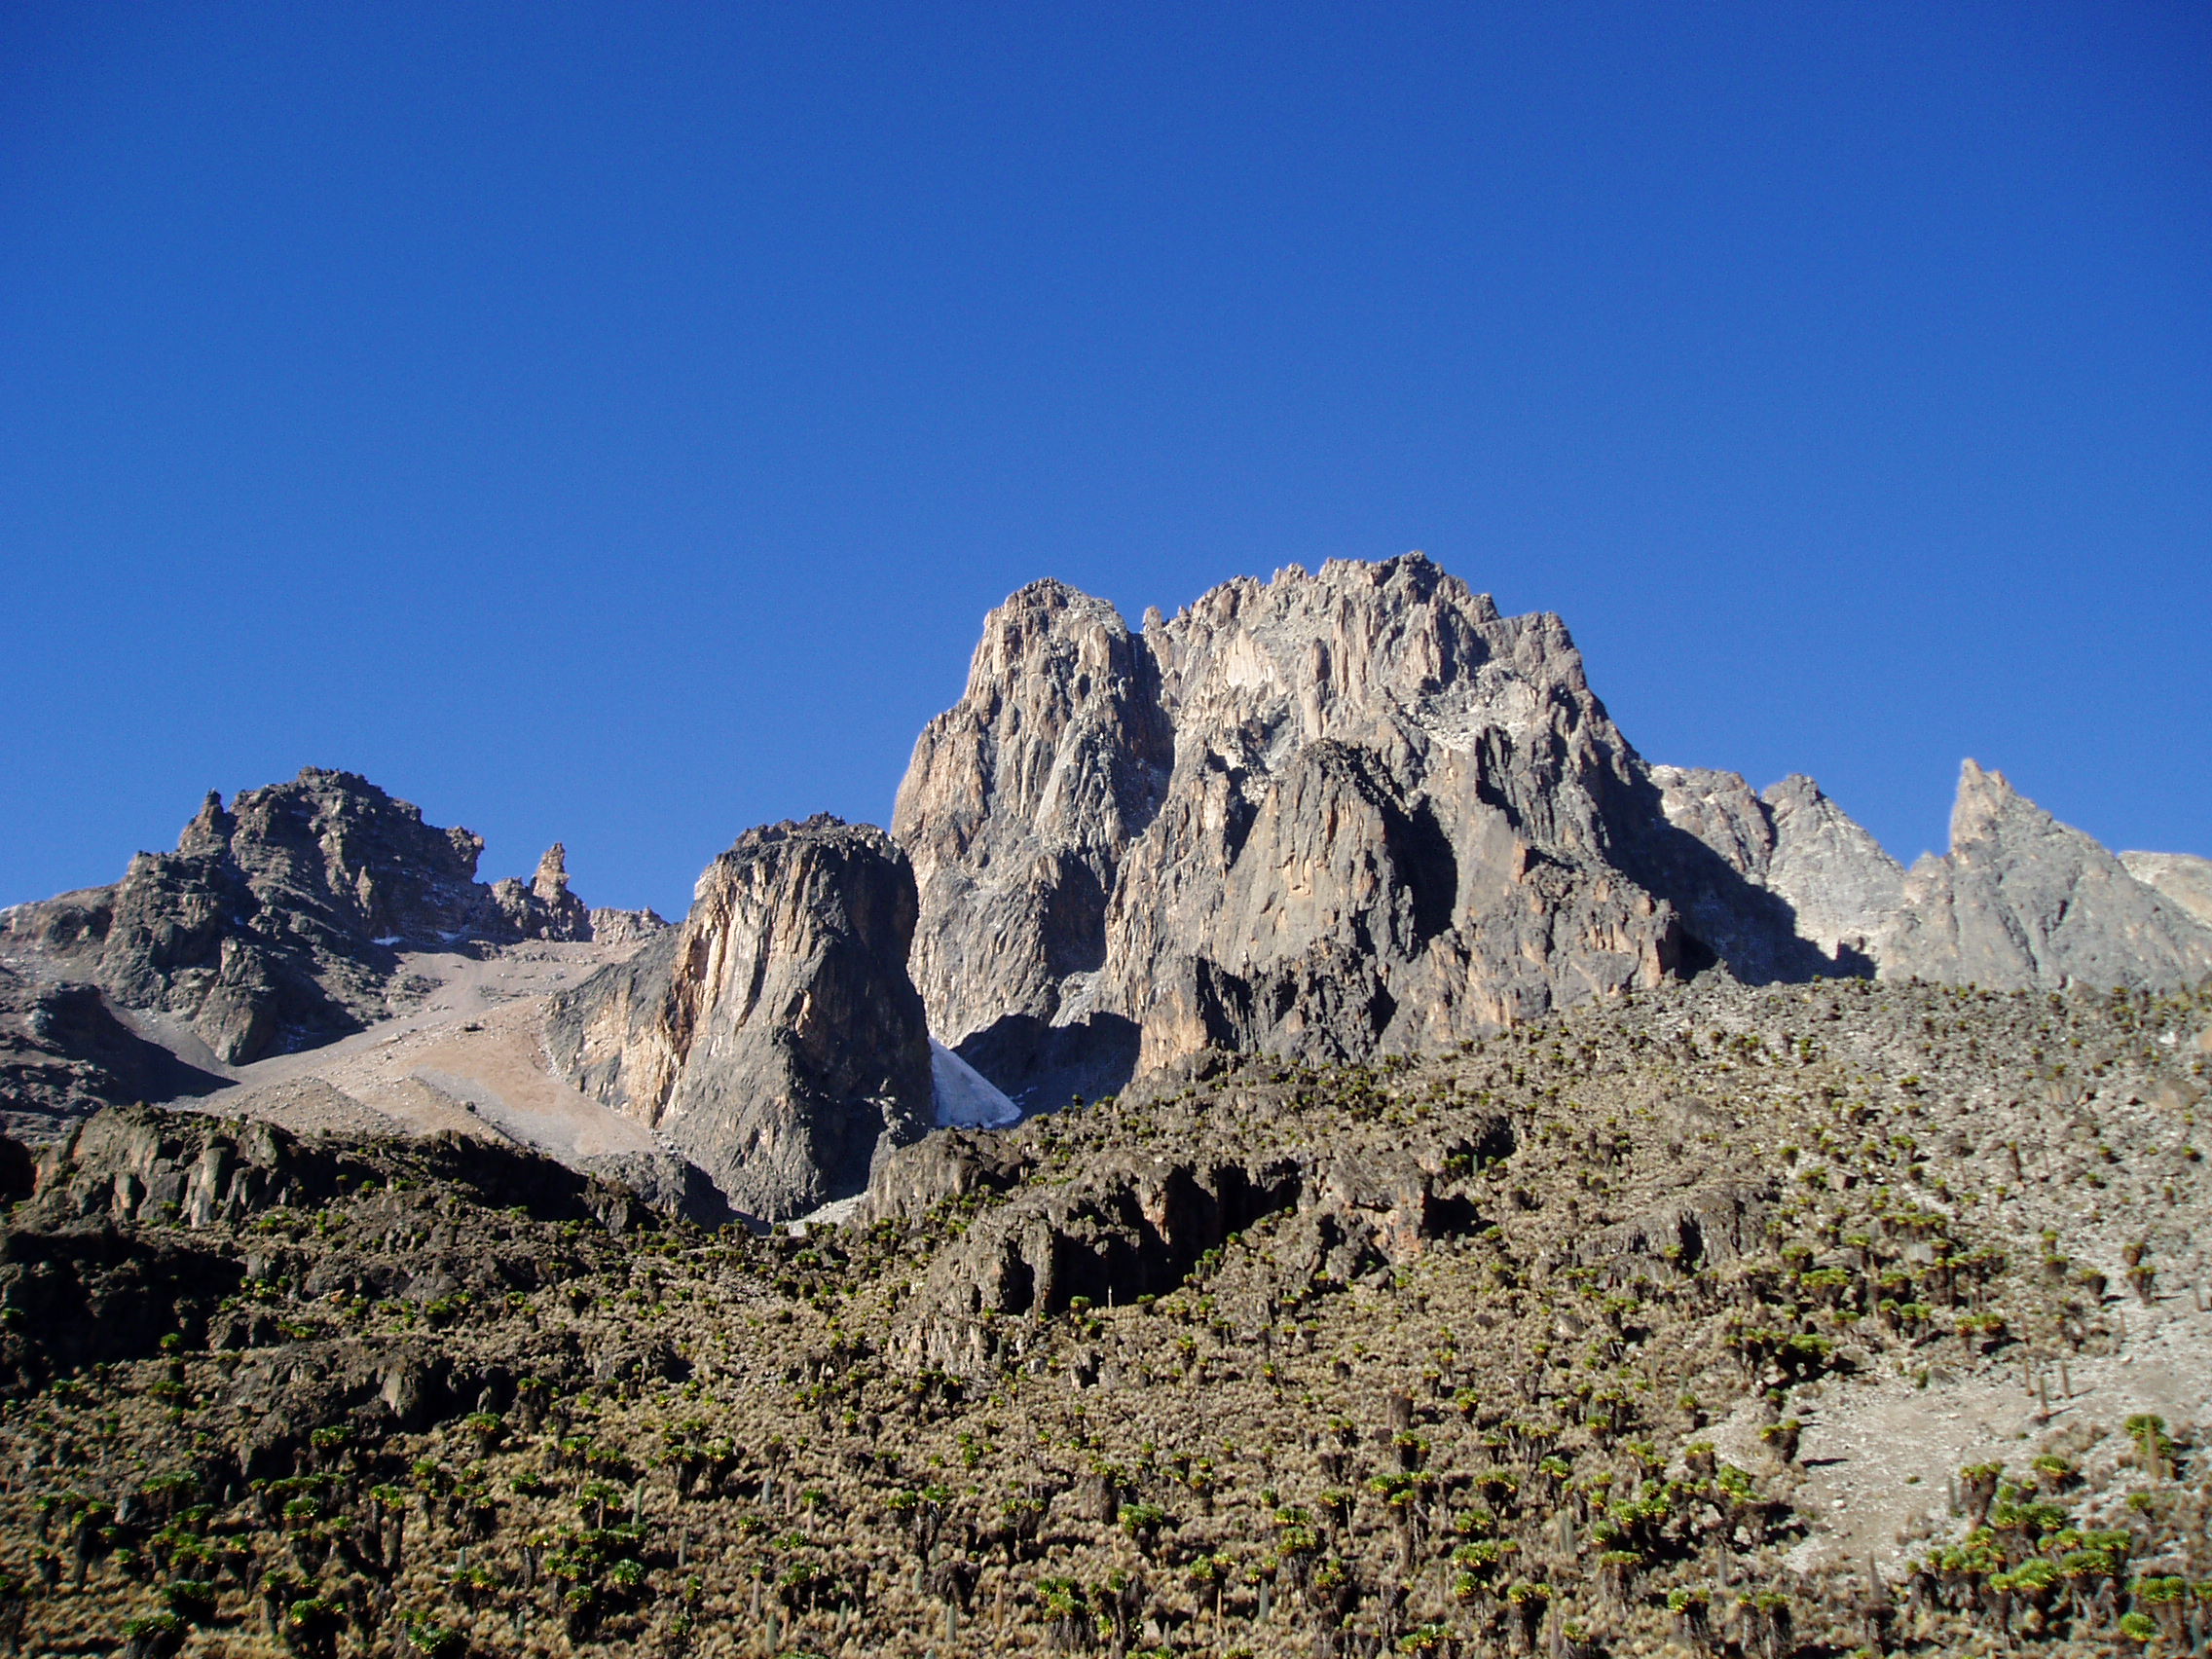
<box><xmin>373</xmin><ymin>937</ymin><xmax>404</xmax><ymax>946</ymax></box>
<box><xmin>931</xmin><ymin>1039</ymin><xmax>1020</xmax><ymax>1128</ymax></box>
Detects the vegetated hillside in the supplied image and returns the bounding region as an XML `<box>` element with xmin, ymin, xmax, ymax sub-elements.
<box><xmin>0</xmin><ymin>979</ymin><xmax>2205</xmax><ymax>1659</ymax></box>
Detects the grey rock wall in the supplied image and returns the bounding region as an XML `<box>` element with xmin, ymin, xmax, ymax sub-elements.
<box><xmin>1877</xmin><ymin>760</ymin><xmax>2212</xmax><ymax>990</ymax></box>
<box><xmin>895</xmin><ymin>556</ymin><xmax>1870</xmax><ymax>1106</ymax></box>
<box><xmin>546</xmin><ymin>816</ymin><xmax>933</xmax><ymax>1221</ymax></box>
<box><xmin>1648</xmin><ymin>767</ymin><xmax>1904</xmax><ymax>969</ymax></box>
<box><xmin>2119</xmin><ymin>851</ymin><xmax>2212</xmax><ymax>932</ymax></box>
<box><xmin>2</xmin><ymin>771</ymin><xmax>608</xmax><ymax>1071</ymax></box>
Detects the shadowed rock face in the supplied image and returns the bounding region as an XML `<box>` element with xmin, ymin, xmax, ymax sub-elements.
<box><xmin>546</xmin><ymin>816</ymin><xmax>934</xmax><ymax>1221</ymax></box>
<box><xmin>895</xmin><ymin>556</ymin><xmax>1866</xmax><ymax>1106</ymax></box>
<box><xmin>0</xmin><ymin>1102</ymin><xmax>648</xmax><ymax>1405</ymax></box>
<box><xmin>0</xmin><ymin>965</ymin><xmax>226</xmax><ymax>1140</ymax></box>
<box><xmin>1649</xmin><ymin>767</ymin><xmax>1905</xmax><ymax>970</ymax></box>
<box><xmin>1</xmin><ymin>770</ymin><xmax>601</xmax><ymax>1068</ymax></box>
<box><xmin>1877</xmin><ymin>760</ymin><xmax>2212</xmax><ymax>990</ymax></box>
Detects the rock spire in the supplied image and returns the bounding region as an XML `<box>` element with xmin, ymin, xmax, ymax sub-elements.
<box><xmin>545</xmin><ymin>816</ymin><xmax>933</xmax><ymax>1220</ymax></box>
<box><xmin>1875</xmin><ymin>760</ymin><xmax>2212</xmax><ymax>990</ymax></box>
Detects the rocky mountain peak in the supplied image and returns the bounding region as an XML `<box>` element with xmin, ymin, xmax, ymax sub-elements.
<box><xmin>1877</xmin><ymin>760</ymin><xmax>2212</xmax><ymax>989</ymax></box>
<box><xmin>176</xmin><ymin>791</ymin><xmax>233</xmax><ymax>858</ymax></box>
<box><xmin>893</xmin><ymin>578</ymin><xmax>1174</xmax><ymax>1077</ymax></box>
<box><xmin>896</xmin><ymin>557</ymin><xmax>1825</xmax><ymax>1107</ymax></box>
<box><xmin>1949</xmin><ymin>756</ymin><xmax>2032</xmax><ymax>846</ymax></box>
<box><xmin>2</xmin><ymin>769</ymin><xmax>603</xmax><ymax>1066</ymax></box>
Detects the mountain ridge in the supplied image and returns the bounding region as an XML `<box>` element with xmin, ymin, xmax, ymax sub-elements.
<box><xmin>2</xmin><ymin>556</ymin><xmax>2207</xmax><ymax>1218</ymax></box>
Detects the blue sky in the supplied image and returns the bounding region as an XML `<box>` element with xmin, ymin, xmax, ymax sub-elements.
<box><xmin>2</xmin><ymin>2</ymin><xmax>2206</xmax><ymax>919</ymax></box>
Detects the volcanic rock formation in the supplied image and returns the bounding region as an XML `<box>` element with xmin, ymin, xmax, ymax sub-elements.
<box><xmin>0</xmin><ymin>771</ymin><xmax>612</xmax><ymax>1073</ymax></box>
<box><xmin>1876</xmin><ymin>759</ymin><xmax>2212</xmax><ymax>990</ymax></box>
<box><xmin>488</xmin><ymin>843</ymin><xmax>594</xmax><ymax>941</ymax></box>
<box><xmin>546</xmin><ymin>816</ymin><xmax>934</xmax><ymax>1220</ymax></box>
<box><xmin>896</xmin><ymin>556</ymin><xmax>1859</xmax><ymax>1106</ymax></box>
<box><xmin>1649</xmin><ymin>767</ymin><xmax>1905</xmax><ymax>966</ymax></box>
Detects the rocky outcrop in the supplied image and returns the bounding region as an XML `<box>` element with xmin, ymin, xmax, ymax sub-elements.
<box><xmin>1877</xmin><ymin>761</ymin><xmax>2212</xmax><ymax>991</ymax></box>
<box><xmin>895</xmin><ymin>557</ymin><xmax>1863</xmax><ymax>1105</ymax></box>
<box><xmin>586</xmin><ymin>905</ymin><xmax>670</xmax><ymax>946</ymax></box>
<box><xmin>546</xmin><ymin>816</ymin><xmax>934</xmax><ymax>1221</ymax></box>
<box><xmin>878</xmin><ymin>1116</ymin><xmax>1510</xmax><ymax>1376</ymax></box>
<box><xmin>24</xmin><ymin>1103</ymin><xmax>645</xmax><ymax>1235</ymax></box>
<box><xmin>853</xmin><ymin>1127</ymin><xmax>1036</xmax><ymax>1226</ymax></box>
<box><xmin>488</xmin><ymin>844</ymin><xmax>593</xmax><ymax>941</ymax></box>
<box><xmin>2</xmin><ymin>770</ymin><xmax>605</xmax><ymax>1071</ymax></box>
<box><xmin>0</xmin><ymin>965</ymin><xmax>225</xmax><ymax>1140</ymax></box>
<box><xmin>0</xmin><ymin>1102</ymin><xmax>649</xmax><ymax>1402</ymax></box>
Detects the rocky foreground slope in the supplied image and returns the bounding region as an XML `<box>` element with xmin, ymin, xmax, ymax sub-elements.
<box><xmin>0</xmin><ymin>977</ymin><xmax>2203</xmax><ymax>1658</ymax></box>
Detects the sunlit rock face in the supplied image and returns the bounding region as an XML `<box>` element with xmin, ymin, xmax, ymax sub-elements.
<box><xmin>1876</xmin><ymin>760</ymin><xmax>2212</xmax><ymax>991</ymax></box>
<box><xmin>546</xmin><ymin>816</ymin><xmax>933</xmax><ymax>1222</ymax></box>
<box><xmin>895</xmin><ymin>555</ymin><xmax>1870</xmax><ymax>1106</ymax></box>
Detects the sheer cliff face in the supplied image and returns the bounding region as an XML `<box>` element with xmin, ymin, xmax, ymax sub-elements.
<box><xmin>546</xmin><ymin>817</ymin><xmax>933</xmax><ymax>1221</ymax></box>
<box><xmin>1877</xmin><ymin>761</ymin><xmax>2212</xmax><ymax>991</ymax></box>
<box><xmin>898</xmin><ymin>556</ymin><xmax>1761</xmax><ymax>1103</ymax></box>
<box><xmin>892</xmin><ymin>581</ymin><xmax>1172</xmax><ymax>1068</ymax></box>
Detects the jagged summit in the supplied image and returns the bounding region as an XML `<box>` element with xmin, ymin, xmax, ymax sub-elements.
<box><xmin>892</xmin><ymin>559</ymin><xmax>2212</xmax><ymax>1107</ymax></box>
<box><xmin>897</xmin><ymin>558</ymin><xmax>1849</xmax><ymax>1106</ymax></box>
<box><xmin>3</xmin><ymin>555</ymin><xmax>2207</xmax><ymax>1219</ymax></box>
<box><xmin>1876</xmin><ymin>759</ymin><xmax>2212</xmax><ymax>991</ymax></box>
<box><xmin>1</xmin><ymin>768</ymin><xmax>617</xmax><ymax>1067</ymax></box>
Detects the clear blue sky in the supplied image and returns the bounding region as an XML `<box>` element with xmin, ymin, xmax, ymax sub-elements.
<box><xmin>3</xmin><ymin>3</ymin><xmax>2206</xmax><ymax>920</ymax></box>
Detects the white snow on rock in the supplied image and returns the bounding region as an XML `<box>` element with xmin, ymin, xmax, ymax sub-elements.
<box><xmin>930</xmin><ymin>1038</ymin><xmax>1020</xmax><ymax>1128</ymax></box>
